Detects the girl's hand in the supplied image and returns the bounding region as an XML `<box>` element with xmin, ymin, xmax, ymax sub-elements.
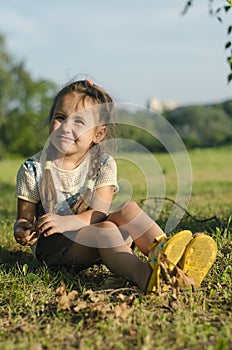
<box><xmin>14</xmin><ymin>219</ymin><xmax>39</xmax><ymax>246</ymax></box>
<box><xmin>36</xmin><ymin>213</ymin><xmax>70</xmax><ymax>237</ymax></box>
<box><xmin>36</xmin><ymin>208</ymin><xmax>108</xmax><ymax>238</ymax></box>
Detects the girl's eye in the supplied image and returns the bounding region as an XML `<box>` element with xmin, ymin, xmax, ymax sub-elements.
<box><xmin>54</xmin><ymin>115</ymin><xmax>65</xmax><ymax>122</ymax></box>
<box><xmin>74</xmin><ymin>119</ymin><xmax>85</xmax><ymax>125</ymax></box>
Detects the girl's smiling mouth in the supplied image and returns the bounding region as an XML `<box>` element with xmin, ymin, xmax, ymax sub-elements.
<box><xmin>58</xmin><ymin>135</ymin><xmax>76</xmax><ymax>142</ymax></box>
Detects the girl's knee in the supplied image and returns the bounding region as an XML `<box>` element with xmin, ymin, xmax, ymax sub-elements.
<box><xmin>95</xmin><ymin>221</ymin><xmax>119</xmax><ymax>239</ymax></box>
<box><xmin>94</xmin><ymin>221</ymin><xmax>126</xmax><ymax>248</ymax></box>
<box><xmin>107</xmin><ymin>201</ymin><xmax>141</xmax><ymax>226</ymax></box>
<box><xmin>118</xmin><ymin>200</ymin><xmax>140</xmax><ymax>217</ymax></box>
<box><xmin>97</xmin><ymin>221</ymin><xmax>118</xmax><ymax>230</ymax></box>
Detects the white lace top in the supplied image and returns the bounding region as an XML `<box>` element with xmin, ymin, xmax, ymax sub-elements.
<box><xmin>15</xmin><ymin>150</ymin><xmax>118</xmax><ymax>216</ymax></box>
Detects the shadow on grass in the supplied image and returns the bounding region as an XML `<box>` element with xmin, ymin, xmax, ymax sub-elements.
<box><xmin>0</xmin><ymin>245</ymin><xmax>120</xmax><ymax>292</ymax></box>
<box><xmin>0</xmin><ymin>246</ymin><xmax>39</xmax><ymax>270</ymax></box>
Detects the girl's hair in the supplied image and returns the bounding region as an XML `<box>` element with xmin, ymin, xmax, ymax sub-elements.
<box><xmin>48</xmin><ymin>80</ymin><xmax>114</xmax><ymax>126</ymax></box>
<box><xmin>40</xmin><ymin>80</ymin><xmax>115</xmax><ymax>215</ymax></box>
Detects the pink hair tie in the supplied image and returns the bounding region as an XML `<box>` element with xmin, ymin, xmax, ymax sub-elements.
<box><xmin>86</xmin><ymin>79</ymin><xmax>94</xmax><ymax>86</ymax></box>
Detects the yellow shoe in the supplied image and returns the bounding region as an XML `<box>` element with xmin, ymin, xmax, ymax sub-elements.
<box><xmin>179</xmin><ymin>234</ymin><xmax>217</xmax><ymax>288</ymax></box>
<box><xmin>146</xmin><ymin>230</ymin><xmax>193</xmax><ymax>294</ymax></box>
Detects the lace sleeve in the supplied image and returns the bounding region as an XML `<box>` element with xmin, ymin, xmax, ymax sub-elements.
<box><xmin>95</xmin><ymin>155</ymin><xmax>118</xmax><ymax>192</ymax></box>
<box><xmin>15</xmin><ymin>159</ymin><xmax>40</xmax><ymax>203</ymax></box>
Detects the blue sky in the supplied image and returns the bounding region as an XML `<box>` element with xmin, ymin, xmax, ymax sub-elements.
<box><xmin>0</xmin><ymin>0</ymin><xmax>231</xmax><ymax>107</ymax></box>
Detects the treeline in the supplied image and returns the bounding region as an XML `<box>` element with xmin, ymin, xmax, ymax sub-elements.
<box><xmin>117</xmin><ymin>100</ymin><xmax>232</xmax><ymax>152</ymax></box>
<box><xmin>165</xmin><ymin>101</ymin><xmax>232</xmax><ymax>149</ymax></box>
<box><xmin>0</xmin><ymin>33</ymin><xmax>232</xmax><ymax>159</ymax></box>
<box><xmin>0</xmin><ymin>34</ymin><xmax>56</xmax><ymax>159</ymax></box>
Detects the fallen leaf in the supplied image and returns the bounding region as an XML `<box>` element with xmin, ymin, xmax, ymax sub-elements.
<box><xmin>174</xmin><ymin>266</ymin><xmax>195</xmax><ymax>287</ymax></box>
<box><xmin>57</xmin><ymin>294</ymin><xmax>71</xmax><ymax>311</ymax></box>
<box><xmin>117</xmin><ymin>293</ymin><xmax>126</xmax><ymax>301</ymax></box>
<box><xmin>114</xmin><ymin>302</ymin><xmax>132</xmax><ymax>320</ymax></box>
<box><xmin>67</xmin><ymin>290</ymin><xmax>79</xmax><ymax>307</ymax></box>
<box><xmin>73</xmin><ymin>301</ymin><xmax>88</xmax><ymax>313</ymax></box>
<box><xmin>56</xmin><ymin>281</ymin><xmax>67</xmax><ymax>296</ymax></box>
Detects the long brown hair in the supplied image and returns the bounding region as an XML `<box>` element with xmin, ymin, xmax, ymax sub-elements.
<box><xmin>40</xmin><ymin>80</ymin><xmax>115</xmax><ymax>215</ymax></box>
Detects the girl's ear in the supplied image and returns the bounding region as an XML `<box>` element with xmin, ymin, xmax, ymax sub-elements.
<box><xmin>93</xmin><ymin>125</ymin><xmax>107</xmax><ymax>143</ymax></box>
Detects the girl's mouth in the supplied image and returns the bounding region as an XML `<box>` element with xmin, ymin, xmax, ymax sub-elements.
<box><xmin>58</xmin><ymin>135</ymin><xmax>75</xmax><ymax>142</ymax></box>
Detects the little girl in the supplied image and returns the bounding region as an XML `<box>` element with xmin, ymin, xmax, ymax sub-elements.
<box><xmin>14</xmin><ymin>79</ymin><xmax>217</xmax><ymax>293</ymax></box>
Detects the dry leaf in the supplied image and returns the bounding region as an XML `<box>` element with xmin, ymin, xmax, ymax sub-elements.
<box><xmin>56</xmin><ymin>281</ymin><xmax>67</xmax><ymax>296</ymax></box>
<box><xmin>170</xmin><ymin>301</ymin><xmax>179</xmax><ymax>311</ymax></box>
<box><xmin>174</xmin><ymin>266</ymin><xmax>195</xmax><ymax>287</ymax></box>
<box><xmin>73</xmin><ymin>301</ymin><xmax>88</xmax><ymax>313</ymax></box>
<box><xmin>57</xmin><ymin>294</ymin><xmax>71</xmax><ymax>311</ymax></box>
<box><xmin>157</xmin><ymin>253</ymin><xmax>195</xmax><ymax>292</ymax></box>
<box><xmin>67</xmin><ymin>290</ymin><xmax>79</xmax><ymax>307</ymax></box>
<box><xmin>129</xmin><ymin>328</ymin><xmax>137</xmax><ymax>337</ymax></box>
<box><xmin>117</xmin><ymin>293</ymin><xmax>126</xmax><ymax>301</ymax></box>
<box><xmin>114</xmin><ymin>302</ymin><xmax>132</xmax><ymax>320</ymax></box>
<box><xmin>56</xmin><ymin>282</ymin><xmax>79</xmax><ymax>310</ymax></box>
<box><xmin>83</xmin><ymin>289</ymin><xmax>95</xmax><ymax>300</ymax></box>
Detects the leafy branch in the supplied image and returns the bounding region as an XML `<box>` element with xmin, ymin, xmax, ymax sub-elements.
<box><xmin>182</xmin><ymin>0</ymin><xmax>232</xmax><ymax>82</ymax></box>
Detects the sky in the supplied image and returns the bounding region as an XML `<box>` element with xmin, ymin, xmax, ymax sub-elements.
<box><xmin>0</xmin><ymin>0</ymin><xmax>231</xmax><ymax>108</ymax></box>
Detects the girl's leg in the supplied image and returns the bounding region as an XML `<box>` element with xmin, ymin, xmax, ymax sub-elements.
<box><xmin>107</xmin><ymin>201</ymin><xmax>165</xmax><ymax>255</ymax></box>
<box><xmin>63</xmin><ymin>221</ymin><xmax>152</xmax><ymax>292</ymax></box>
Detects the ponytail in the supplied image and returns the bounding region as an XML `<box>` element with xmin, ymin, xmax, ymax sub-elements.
<box><xmin>40</xmin><ymin>162</ymin><xmax>58</xmax><ymax>213</ymax></box>
<box><xmin>70</xmin><ymin>144</ymin><xmax>102</xmax><ymax>214</ymax></box>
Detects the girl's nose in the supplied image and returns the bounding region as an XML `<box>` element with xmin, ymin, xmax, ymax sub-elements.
<box><xmin>61</xmin><ymin>119</ymin><xmax>72</xmax><ymax>133</ymax></box>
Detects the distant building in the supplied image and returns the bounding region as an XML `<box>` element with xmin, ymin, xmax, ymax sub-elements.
<box><xmin>148</xmin><ymin>98</ymin><xmax>181</xmax><ymax>114</ymax></box>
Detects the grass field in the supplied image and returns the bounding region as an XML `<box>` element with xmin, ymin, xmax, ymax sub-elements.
<box><xmin>0</xmin><ymin>147</ymin><xmax>231</xmax><ymax>350</ymax></box>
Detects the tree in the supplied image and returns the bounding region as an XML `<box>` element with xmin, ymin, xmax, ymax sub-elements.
<box><xmin>0</xmin><ymin>34</ymin><xmax>57</xmax><ymax>158</ymax></box>
<box><xmin>182</xmin><ymin>0</ymin><xmax>232</xmax><ymax>82</ymax></box>
<box><xmin>165</xmin><ymin>104</ymin><xmax>232</xmax><ymax>148</ymax></box>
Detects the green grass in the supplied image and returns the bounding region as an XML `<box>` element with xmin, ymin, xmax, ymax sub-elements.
<box><xmin>0</xmin><ymin>147</ymin><xmax>231</xmax><ymax>350</ymax></box>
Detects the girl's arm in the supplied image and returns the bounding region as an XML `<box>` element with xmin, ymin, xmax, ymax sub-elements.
<box><xmin>14</xmin><ymin>199</ymin><xmax>38</xmax><ymax>246</ymax></box>
<box><xmin>36</xmin><ymin>185</ymin><xmax>115</xmax><ymax>237</ymax></box>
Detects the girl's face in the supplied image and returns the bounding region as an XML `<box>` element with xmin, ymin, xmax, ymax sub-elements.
<box><xmin>49</xmin><ymin>93</ymin><xmax>106</xmax><ymax>158</ymax></box>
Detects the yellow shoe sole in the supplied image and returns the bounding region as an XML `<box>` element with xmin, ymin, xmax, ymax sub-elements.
<box><xmin>146</xmin><ymin>230</ymin><xmax>193</xmax><ymax>294</ymax></box>
<box><xmin>179</xmin><ymin>235</ymin><xmax>217</xmax><ymax>288</ymax></box>
<box><xmin>162</xmin><ymin>230</ymin><xmax>193</xmax><ymax>270</ymax></box>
